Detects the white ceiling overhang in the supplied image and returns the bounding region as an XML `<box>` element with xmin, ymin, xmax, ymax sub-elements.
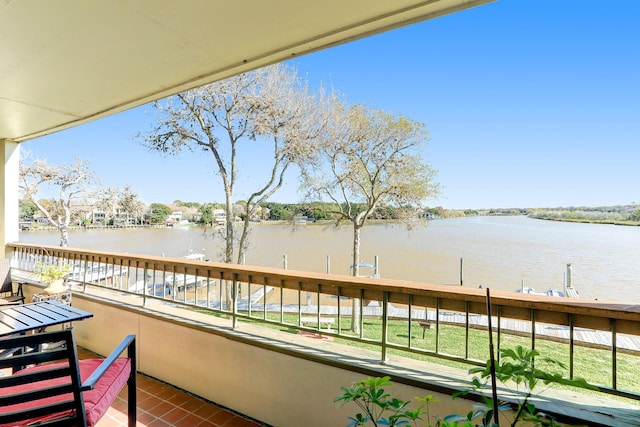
<box><xmin>0</xmin><ymin>0</ymin><xmax>492</xmax><ymax>142</ymax></box>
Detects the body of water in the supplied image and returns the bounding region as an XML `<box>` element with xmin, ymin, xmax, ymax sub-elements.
<box><xmin>18</xmin><ymin>216</ymin><xmax>640</xmax><ymax>304</ymax></box>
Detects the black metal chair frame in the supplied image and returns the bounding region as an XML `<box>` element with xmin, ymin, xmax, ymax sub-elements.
<box><xmin>0</xmin><ymin>258</ymin><xmax>25</xmax><ymax>305</ymax></box>
<box><xmin>0</xmin><ymin>329</ymin><xmax>136</xmax><ymax>426</ymax></box>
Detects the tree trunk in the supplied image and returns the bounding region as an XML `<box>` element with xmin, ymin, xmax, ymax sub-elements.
<box><xmin>351</xmin><ymin>221</ymin><xmax>361</xmax><ymax>333</ymax></box>
<box><xmin>224</xmin><ymin>195</ymin><xmax>234</xmax><ymax>264</ymax></box>
<box><xmin>224</xmin><ymin>191</ymin><xmax>234</xmax><ymax>309</ymax></box>
<box><xmin>236</xmin><ymin>215</ymin><xmax>250</xmax><ymax>265</ymax></box>
<box><xmin>59</xmin><ymin>225</ymin><xmax>69</xmax><ymax>247</ymax></box>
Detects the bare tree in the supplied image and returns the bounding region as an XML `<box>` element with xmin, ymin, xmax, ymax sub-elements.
<box><xmin>302</xmin><ymin>103</ymin><xmax>440</xmax><ymax>331</ymax></box>
<box><xmin>19</xmin><ymin>158</ymin><xmax>99</xmax><ymax>246</ymax></box>
<box><xmin>140</xmin><ymin>63</ymin><xmax>326</xmax><ymax>264</ymax></box>
<box><xmin>95</xmin><ymin>187</ymin><xmax>121</xmax><ymax>223</ymax></box>
<box><xmin>95</xmin><ymin>185</ymin><xmax>145</xmax><ymax>225</ymax></box>
<box><xmin>118</xmin><ymin>185</ymin><xmax>146</xmax><ymax>225</ymax></box>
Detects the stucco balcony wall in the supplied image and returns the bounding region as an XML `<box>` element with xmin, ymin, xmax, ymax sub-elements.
<box><xmin>20</xmin><ymin>287</ymin><xmax>468</xmax><ymax>427</ymax></box>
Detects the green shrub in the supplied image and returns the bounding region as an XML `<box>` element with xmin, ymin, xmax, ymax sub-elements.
<box><xmin>336</xmin><ymin>346</ymin><xmax>595</xmax><ymax>427</ymax></box>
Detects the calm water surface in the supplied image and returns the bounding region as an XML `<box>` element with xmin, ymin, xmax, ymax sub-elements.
<box><xmin>18</xmin><ymin>216</ymin><xmax>640</xmax><ymax>303</ymax></box>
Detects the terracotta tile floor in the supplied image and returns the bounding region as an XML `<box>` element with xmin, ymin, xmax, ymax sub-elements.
<box><xmin>77</xmin><ymin>348</ymin><xmax>268</xmax><ymax>427</ymax></box>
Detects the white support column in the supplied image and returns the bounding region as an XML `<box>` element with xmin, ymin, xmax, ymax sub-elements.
<box><xmin>0</xmin><ymin>139</ymin><xmax>20</xmax><ymax>258</ymax></box>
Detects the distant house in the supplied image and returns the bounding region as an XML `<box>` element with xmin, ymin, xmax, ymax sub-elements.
<box><xmin>423</xmin><ymin>212</ymin><xmax>435</xmax><ymax>220</ymax></box>
<box><xmin>113</xmin><ymin>208</ymin><xmax>136</xmax><ymax>226</ymax></box>
<box><xmin>213</xmin><ymin>209</ymin><xmax>226</xmax><ymax>225</ymax></box>
<box><xmin>88</xmin><ymin>210</ymin><xmax>108</xmax><ymax>224</ymax></box>
<box><xmin>35</xmin><ymin>217</ymin><xmax>49</xmax><ymax>225</ymax></box>
<box><xmin>167</xmin><ymin>210</ymin><xmax>183</xmax><ymax>225</ymax></box>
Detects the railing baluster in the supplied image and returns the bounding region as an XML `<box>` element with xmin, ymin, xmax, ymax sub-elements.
<box><xmin>129</xmin><ymin>259</ymin><xmax>138</xmax><ymax>297</ymax></box>
<box><xmin>359</xmin><ymin>288</ymin><xmax>364</xmax><ymax>340</ymax></box>
<box><xmin>297</xmin><ymin>281</ymin><xmax>302</xmax><ymax>328</ymax></box>
<box><xmin>182</xmin><ymin>266</ymin><xmax>187</xmax><ymax>303</ymax></box>
<box><xmin>142</xmin><ymin>261</ymin><xmax>149</xmax><ymax>306</ymax></box>
<box><xmin>247</xmin><ymin>275</ymin><xmax>253</xmax><ymax>317</ymax></box>
<box><xmin>279</xmin><ymin>280</ymin><xmax>284</xmax><ymax>324</ymax></box>
<box><xmin>381</xmin><ymin>291</ymin><xmax>389</xmax><ymax>364</ymax></box>
<box><xmin>231</xmin><ymin>273</ymin><xmax>238</xmax><ymax>329</ymax></box>
<box><xmin>195</xmin><ymin>268</ymin><xmax>200</xmax><ymax>305</ymax></box>
<box><xmin>531</xmin><ymin>308</ymin><xmax>536</xmax><ymax>354</ymax></box>
<box><xmin>408</xmin><ymin>294</ymin><xmax>414</xmax><ymax>349</ymax></box>
<box><xmin>612</xmin><ymin>318</ymin><xmax>617</xmax><ymax>390</ymax></box>
<box><xmin>218</xmin><ymin>271</ymin><xmax>224</xmax><ymax>311</ymax></box>
<box><xmin>569</xmin><ymin>314</ymin><xmax>575</xmax><ymax>380</ymax></box>
<box><xmin>465</xmin><ymin>301</ymin><xmax>470</xmax><ymax>359</ymax></box>
<box><xmin>435</xmin><ymin>298</ymin><xmax>440</xmax><ymax>354</ymax></box>
<box><xmin>262</xmin><ymin>277</ymin><xmax>268</xmax><ymax>320</ymax></box>
<box><xmin>206</xmin><ymin>274</ymin><xmax>212</xmax><ymax>308</ymax></box>
<box><xmin>337</xmin><ymin>286</ymin><xmax>342</xmax><ymax>334</ymax></box>
<box><xmin>315</xmin><ymin>283</ymin><xmax>321</xmax><ymax>327</ymax></box>
<box><xmin>497</xmin><ymin>305</ymin><xmax>502</xmax><ymax>363</ymax></box>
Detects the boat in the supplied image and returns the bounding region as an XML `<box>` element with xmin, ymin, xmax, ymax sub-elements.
<box><xmin>349</xmin><ymin>258</ymin><xmax>380</xmax><ymax>279</ymax></box>
<box><xmin>515</xmin><ymin>264</ymin><xmax>580</xmax><ymax>298</ymax></box>
<box><xmin>129</xmin><ymin>251</ymin><xmax>209</xmax><ymax>294</ymax></box>
<box><xmin>68</xmin><ymin>263</ymin><xmax>127</xmax><ymax>285</ymax></box>
<box><xmin>350</xmin><ymin>259</ymin><xmax>383</xmax><ymax>307</ymax></box>
<box><xmin>174</xmin><ymin>219</ymin><xmax>195</xmax><ymax>227</ymax></box>
<box><xmin>517</xmin><ymin>287</ymin><xmax>567</xmax><ymax>297</ymax></box>
<box><xmin>182</xmin><ymin>252</ymin><xmax>206</xmax><ymax>261</ymax></box>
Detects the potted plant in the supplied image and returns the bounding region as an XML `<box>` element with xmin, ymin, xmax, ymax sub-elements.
<box><xmin>34</xmin><ymin>261</ymin><xmax>73</xmax><ymax>295</ymax></box>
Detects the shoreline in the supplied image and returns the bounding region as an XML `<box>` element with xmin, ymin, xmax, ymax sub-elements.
<box><xmin>21</xmin><ymin>213</ymin><xmax>640</xmax><ymax>234</ymax></box>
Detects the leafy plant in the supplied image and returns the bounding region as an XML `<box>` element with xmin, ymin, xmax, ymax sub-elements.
<box><xmin>34</xmin><ymin>261</ymin><xmax>73</xmax><ymax>284</ymax></box>
<box><xmin>335</xmin><ymin>376</ymin><xmax>437</xmax><ymax>427</ymax></box>
<box><xmin>336</xmin><ymin>346</ymin><xmax>596</xmax><ymax>427</ymax></box>
<box><xmin>451</xmin><ymin>345</ymin><xmax>596</xmax><ymax>427</ymax></box>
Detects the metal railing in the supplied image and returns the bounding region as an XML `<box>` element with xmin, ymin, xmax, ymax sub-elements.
<box><xmin>8</xmin><ymin>242</ymin><xmax>640</xmax><ymax>402</ymax></box>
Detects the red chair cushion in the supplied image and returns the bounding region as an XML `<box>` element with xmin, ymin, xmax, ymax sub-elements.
<box><xmin>0</xmin><ymin>358</ymin><xmax>131</xmax><ymax>427</ymax></box>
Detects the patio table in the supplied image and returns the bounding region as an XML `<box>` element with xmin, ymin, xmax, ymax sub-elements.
<box><xmin>0</xmin><ymin>300</ymin><xmax>92</xmax><ymax>337</ymax></box>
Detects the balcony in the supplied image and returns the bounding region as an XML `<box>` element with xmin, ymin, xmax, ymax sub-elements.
<box><xmin>6</xmin><ymin>242</ymin><xmax>640</xmax><ymax>426</ymax></box>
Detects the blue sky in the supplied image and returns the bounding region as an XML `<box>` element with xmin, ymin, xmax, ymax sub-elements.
<box><xmin>22</xmin><ymin>0</ymin><xmax>640</xmax><ymax>210</ymax></box>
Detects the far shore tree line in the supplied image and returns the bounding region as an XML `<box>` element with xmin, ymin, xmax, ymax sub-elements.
<box><xmin>528</xmin><ymin>205</ymin><xmax>640</xmax><ymax>225</ymax></box>
<box><xmin>19</xmin><ymin>198</ymin><xmax>438</xmax><ymax>228</ymax></box>
<box><xmin>21</xmin><ymin>195</ymin><xmax>640</xmax><ymax>231</ymax></box>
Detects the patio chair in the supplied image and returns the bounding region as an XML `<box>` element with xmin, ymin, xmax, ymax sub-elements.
<box><xmin>0</xmin><ymin>328</ymin><xmax>136</xmax><ymax>427</ymax></box>
<box><xmin>0</xmin><ymin>258</ymin><xmax>24</xmax><ymax>306</ymax></box>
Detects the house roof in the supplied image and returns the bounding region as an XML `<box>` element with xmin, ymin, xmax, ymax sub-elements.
<box><xmin>0</xmin><ymin>0</ymin><xmax>491</xmax><ymax>143</ymax></box>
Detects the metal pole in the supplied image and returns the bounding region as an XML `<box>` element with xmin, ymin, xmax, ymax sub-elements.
<box><xmin>486</xmin><ymin>288</ymin><xmax>500</xmax><ymax>426</ymax></box>
<box><xmin>460</xmin><ymin>258</ymin><xmax>464</xmax><ymax>286</ymax></box>
<box><xmin>374</xmin><ymin>255</ymin><xmax>379</xmax><ymax>277</ymax></box>
<box><xmin>380</xmin><ymin>291</ymin><xmax>389</xmax><ymax>364</ymax></box>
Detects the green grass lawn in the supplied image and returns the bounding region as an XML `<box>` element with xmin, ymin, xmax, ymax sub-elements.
<box><xmin>233</xmin><ymin>310</ymin><xmax>640</xmax><ymax>404</ymax></box>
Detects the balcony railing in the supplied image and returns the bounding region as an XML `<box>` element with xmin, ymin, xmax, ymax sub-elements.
<box><xmin>7</xmin><ymin>242</ymin><xmax>640</xmax><ymax>408</ymax></box>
